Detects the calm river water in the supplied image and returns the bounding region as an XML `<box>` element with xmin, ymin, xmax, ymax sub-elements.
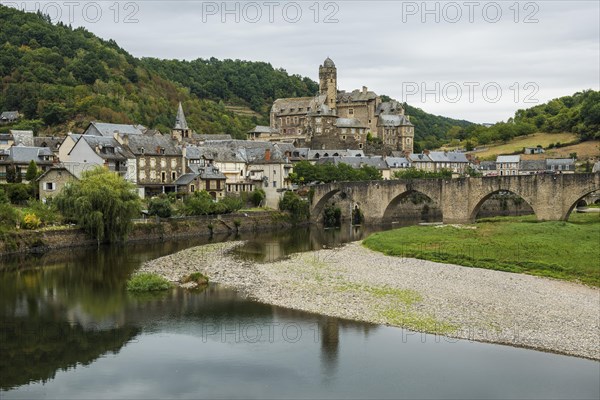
<box><xmin>0</xmin><ymin>225</ymin><xmax>598</xmax><ymax>399</ymax></box>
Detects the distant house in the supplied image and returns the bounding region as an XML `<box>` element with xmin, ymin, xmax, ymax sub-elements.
<box><xmin>407</xmin><ymin>153</ymin><xmax>434</xmax><ymax>172</ymax></box>
<box><xmin>385</xmin><ymin>156</ymin><xmax>411</xmax><ymax>176</ymax></box>
<box><xmin>0</xmin><ymin>145</ymin><xmax>55</xmax><ymax>183</ymax></box>
<box><xmin>64</xmin><ymin>135</ymin><xmax>134</xmax><ymax>179</ymax></box>
<box><xmin>0</xmin><ymin>111</ymin><xmax>20</xmax><ymax>124</ymax></box>
<box><xmin>426</xmin><ymin>151</ymin><xmax>470</xmax><ymax>174</ymax></box>
<box><xmin>496</xmin><ymin>155</ymin><xmax>521</xmax><ymax>176</ymax></box>
<box><xmin>117</xmin><ymin>132</ymin><xmax>184</xmax><ymax>198</ymax></box>
<box><xmin>478</xmin><ymin>161</ymin><xmax>497</xmax><ymax>176</ymax></box>
<box><xmin>36</xmin><ymin>164</ymin><xmax>82</xmax><ymax>202</ymax></box>
<box><xmin>175</xmin><ymin>165</ymin><xmax>227</xmax><ymax>199</ymax></box>
<box><xmin>247</xmin><ymin>126</ymin><xmax>282</xmax><ymax>141</ymax></box>
<box><xmin>546</xmin><ymin>158</ymin><xmax>576</xmax><ymax>174</ymax></box>
<box><xmin>524</xmin><ymin>147</ymin><xmax>544</xmax><ymax>155</ymax></box>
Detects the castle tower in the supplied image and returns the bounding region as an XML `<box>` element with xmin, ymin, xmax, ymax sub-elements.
<box><xmin>172</xmin><ymin>102</ymin><xmax>191</xmax><ymax>142</ymax></box>
<box><xmin>319</xmin><ymin>57</ymin><xmax>337</xmax><ymax>111</ymax></box>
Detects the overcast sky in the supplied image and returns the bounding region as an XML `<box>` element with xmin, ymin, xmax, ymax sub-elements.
<box><xmin>7</xmin><ymin>0</ymin><xmax>599</xmax><ymax>123</ymax></box>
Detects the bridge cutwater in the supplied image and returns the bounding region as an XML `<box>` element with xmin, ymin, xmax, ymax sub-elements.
<box><xmin>310</xmin><ymin>173</ymin><xmax>600</xmax><ymax>224</ymax></box>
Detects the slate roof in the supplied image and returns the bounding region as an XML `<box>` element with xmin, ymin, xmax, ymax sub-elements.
<box><xmin>174</xmin><ymin>102</ymin><xmax>189</xmax><ymax>130</ymax></box>
<box><xmin>124</xmin><ymin>133</ymin><xmax>182</xmax><ymax>156</ymax></box>
<box><xmin>546</xmin><ymin>158</ymin><xmax>575</xmax><ymax>167</ymax></box>
<box><xmin>479</xmin><ymin>161</ymin><xmax>496</xmax><ymax>170</ymax></box>
<box><xmin>520</xmin><ymin>160</ymin><xmax>547</xmax><ymax>171</ymax></box>
<box><xmin>338</xmin><ymin>89</ymin><xmax>378</xmax><ymax>103</ymax></box>
<box><xmin>308</xmin><ymin>149</ymin><xmax>365</xmax><ymax>159</ymax></box>
<box><xmin>427</xmin><ymin>151</ymin><xmax>469</xmax><ymax>163</ymax></box>
<box><xmin>176</xmin><ymin>165</ymin><xmax>226</xmax><ymax>185</ymax></box>
<box><xmin>36</xmin><ymin>164</ymin><xmax>79</xmax><ymax>182</ymax></box>
<box><xmin>323</xmin><ymin>57</ymin><xmax>335</xmax><ymax>68</ymax></box>
<box><xmin>335</xmin><ymin>118</ymin><xmax>368</xmax><ymax>128</ymax></box>
<box><xmin>185</xmin><ymin>141</ymin><xmax>289</xmax><ymax>164</ymax></box>
<box><xmin>34</xmin><ymin>137</ymin><xmax>63</xmax><ymax>150</ymax></box>
<box><xmin>376</xmin><ymin>101</ymin><xmax>404</xmax><ymax>116</ymax></box>
<box><xmin>377</xmin><ymin>114</ymin><xmax>413</xmax><ymax>127</ymax></box>
<box><xmin>1</xmin><ymin>111</ymin><xmax>19</xmax><ymax>120</ymax></box>
<box><xmin>316</xmin><ymin>156</ymin><xmax>389</xmax><ymax>170</ymax></box>
<box><xmin>385</xmin><ymin>157</ymin><xmax>411</xmax><ymax>168</ymax></box>
<box><xmin>10</xmin><ymin>130</ymin><xmax>34</xmax><ymax>146</ymax></box>
<box><xmin>496</xmin><ymin>155</ymin><xmax>521</xmax><ymax>163</ymax></box>
<box><xmin>248</xmin><ymin>125</ymin><xmax>279</xmax><ymax>134</ymax></box>
<box><xmin>78</xmin><ymin>135</ymin><xmax>134</xmax><ymax>160</ymax></box>
<box><xmin>87</xmin><ymin>122</ymin><xmax>146</xmax><ymax>137</ymax></box>
<box><xmin>407</xmin><ymin>153</ymin><xmax>432</xmax><ymax>163</ymax></box>
<box><xmin>0</xmin><ymin>145</ymin><xmax>54</xmax><ymax>164</ymax></box>
<box><xmin>272</xmin><ymin>95</ymin><xmax>328</xmax><ymax>116</ymax></box>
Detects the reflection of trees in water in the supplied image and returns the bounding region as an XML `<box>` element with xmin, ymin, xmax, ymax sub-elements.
<box><xmin>0</xmin><ymin>317</ymin><xmax>139</xmax><ymax>391</ymax></box>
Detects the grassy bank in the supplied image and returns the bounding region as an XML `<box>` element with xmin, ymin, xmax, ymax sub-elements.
<box><xmin>363</xmin><ymin>213</ymin><xmax>599</xmax><ymax>286</ymax></box>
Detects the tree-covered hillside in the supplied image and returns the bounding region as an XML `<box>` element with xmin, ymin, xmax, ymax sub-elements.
<box><xmin>0</xmin><ymin>6</ymin><xmax>305</xmax><ymax>137</ymax></box>
<box><xmin>142</xmin><ymin>58</ymin><xmax>319</xmax><ymax>116</ymax></box>
<box><xmin>442</xmin><ymin>90</ymin><xmax>600</xmax><ymax>150</ymax></box>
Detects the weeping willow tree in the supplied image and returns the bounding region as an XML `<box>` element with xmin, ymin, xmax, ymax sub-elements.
<box><xmin>55</xmin><ymin>167</ymin><xmax>141</xmax><ymax>244</ymax></box>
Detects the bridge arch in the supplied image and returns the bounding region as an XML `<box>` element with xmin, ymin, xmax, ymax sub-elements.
<box><xmin>469</xmin><ymin>189</ymin><xmax>537</xmax><ymax>221</ymax></box>
<box><xmin>563</xmin><ymin>188</ymin><xmax>600</xmax><ymax>220</ymax></box>
<box><xmin>311</xmin><ymin>188</ymin><xmax>341</xmax><ymax>223</ymax></box>
<box><xmin>383</xmin><ymin>189</ymin><xmax>443</xmax><ymax>222</ymax></box>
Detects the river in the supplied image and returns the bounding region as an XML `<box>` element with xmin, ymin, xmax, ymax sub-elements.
<box><xmin>0</xmin><ymin>224</ymin><xmax>598</xmax><ymax>399</ymax></box>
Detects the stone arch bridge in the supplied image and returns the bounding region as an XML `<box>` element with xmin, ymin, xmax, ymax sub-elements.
<box><xmin>310</xmin><ymin>173</ymin><xmax>600</xmax><ymax>224</ymax></box>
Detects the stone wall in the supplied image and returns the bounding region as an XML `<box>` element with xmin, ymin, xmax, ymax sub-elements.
<box><xmin>0</xmin><ymin>211</ymin><xmax>292</xmax><ymax>257</ymax></box>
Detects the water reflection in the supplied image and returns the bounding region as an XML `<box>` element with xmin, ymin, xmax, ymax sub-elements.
<box><xmin>1</xmin><ymin>224</ymin><xmax>599</xmax><ymax>399</ymax></box>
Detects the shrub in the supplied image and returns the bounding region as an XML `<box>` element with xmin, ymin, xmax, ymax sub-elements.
<box><xmin>181</xmin><ymin>272</ymin><xmax>209</xmax><ymax>285</ymax></box>
<box><xmin>22</xmin><ymin>213</ymin><xmax>41</xmax><ymax>229</ymax></box>
<box><xmin>0</xmin><ymin>203</ymin><xmax>20</xmax><ymax>228</ymax></box>
<box><xmin>323</xmin><ymin>204</ymin><xmax>341</xmax><ymax>227</ymax></box>
<box><xmin>279</xmin><ymin>191</ymin><xmax>309</xmax><ymax>224</ymax></box>
<box><xmin>219</xmin><ymin>195</ymin><xmax>243</xmax><ymax>213</ymax></box>
<box><xmin>0</xmin><ymin>188</ymin><xmax>8</xmax><ymax>204</ymax></box>
<box><xmin>250</xmin><ymin>189</ymin><xmax>266</xmax><ymax>207</ymax></box>
<box><xmin>3</xmin><ymin>183</ymin><xmax>34</xmax><ymax>204</ymax></box>
<box><xmin>25</xmin><ymin>200</ymin><xmax>61</xmax><ymax>226</ymax></box>
<box><xmin>126</xmin><ymin>273</ymin><xmax>171</xmax><ymax>292</ymax></box>
<box><xmin>148</xmin><ymin>196</ymin><xmax>172</xmax><ymax>218</ymax></box>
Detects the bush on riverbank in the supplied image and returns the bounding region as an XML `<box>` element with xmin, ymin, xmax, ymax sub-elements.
<box><xmin>363</xmin><ymin>213</ymin><xmax>600</xmax><ymax>286</ymax></box>
<box><xmin>126</xmin><ymin>273</ymin><xmax>171</xmax><ymax>292</ymax></box>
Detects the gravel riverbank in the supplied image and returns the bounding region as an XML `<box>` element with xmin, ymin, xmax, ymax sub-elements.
<box><xmin>139</xmin><ymin>241</ymin><xmax>600</xmax><ymax>360</ymax></box>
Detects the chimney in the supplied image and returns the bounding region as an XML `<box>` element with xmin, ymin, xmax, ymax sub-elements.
<box><xmin>423</xmin><ymin>149</ymin><xmax>430</xmax><ymax>155</ymax></box>
<box><xmin>265</xmin><ymin>148</ymin><xmax>271</xmax><ymax>161</ymax></box>
<box><xmin>156</xmin><ymin>146</ymin><xmax>161</xmax><ymax>154</ymax></box>
<box><xmin>362</xmin><ymin>86</ymin><xmax>368</xmax><ymax>94</ymax></box>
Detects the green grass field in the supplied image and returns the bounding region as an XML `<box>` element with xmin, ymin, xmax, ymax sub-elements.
<box><xmin>363</xmin><ymin>213</ymin><xmax>600</xmax><ymax>286</ymax></box>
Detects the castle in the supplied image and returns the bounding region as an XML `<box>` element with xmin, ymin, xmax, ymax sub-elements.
<box><xmin>248</xmin><ymin>57</ymin><xmax>414</xmax><ymax>153</ymax></box>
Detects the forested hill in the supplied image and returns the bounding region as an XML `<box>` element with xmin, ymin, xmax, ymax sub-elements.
<box><xmin>0</xmin><ymin>6</ymin><xmax>314</xmax><ymax>137</ymax></box>
<box><xmin>1</xmin><ymin>5</ymin><xmax>477</xmax><ymax>144</ymax></box>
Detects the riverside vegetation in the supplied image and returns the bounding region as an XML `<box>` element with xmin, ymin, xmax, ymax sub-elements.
<box><xmin>363</xmin><ymin>213</ymin><xmax>600</xmax><ymax>286</ymax></box>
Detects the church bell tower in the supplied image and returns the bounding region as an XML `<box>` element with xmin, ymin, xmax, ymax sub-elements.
<box><xmin>319</xmin><ymin>57</ymin><xmax>337</xmax><ymax>111</ymax></box>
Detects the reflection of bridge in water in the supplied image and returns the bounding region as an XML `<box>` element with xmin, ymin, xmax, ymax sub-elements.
<box><xmin>310</xmin><ymin>173</ymin><xmax>600</xmax><ymax>224</ymax></box>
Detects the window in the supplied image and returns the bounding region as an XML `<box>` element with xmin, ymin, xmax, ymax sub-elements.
<box><xmin>160</xmin><ymin>148</ymin><xmax>165</xmax><ymax>155</ymax></box>
<box><xmin>161</xmin><ymin>172</ymin><xmax>167</xmax><ymax>183</ymax></box>
<box><xmin>45</xmin><ymin>182</ymin><xmax>56</xmax><ymax>191</ymax></box>
<box><xmin>171</xmin><ymin>172</ymin><xmax>176</xmax><ymax>181</ymax></box>
<box><xmin>190</xmin><ymin>184</ymin><xmax>195</xmax><ymax>192</ymax></box>
<box><xmin>273</xmin><ymin>181</ymin><xmax>277</xmax><ymax>187</ymax></box>
<box><xmin>139</xmin><ymin>158</ymin><xmax>146</xmax><ymax>168</ymax></box>
<box><xmin>140</xmin><ymin>147</ymin><xmax>145</xmax><ymax>154</ymax></box>
<box><xmin>359</xmin><ymin>143</ymin><xmax>363</xmax><ymax>149</ymax></box>
<box><xmin>349</xmin><ymin>108</ymin><xmax>354</xmax><ymax>115</ymax></box>
<box><xmin>342</xmin><ymin>135</ymin><xmax>346</xmax><ymax>140</ymax></box>
<box><xmin>273</xmin><ymin>169</ymin><xmax>276</xmax><ymax>175</ymax></box>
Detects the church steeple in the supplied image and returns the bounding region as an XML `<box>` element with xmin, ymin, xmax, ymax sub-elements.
<box><xmin>174</xmin><ymin>102</ymin><xmax>188</xmax><ymax>130</ymax></box>
<box><xmin>172</xmin><ymin>102</ymin><xmax>191</xmax><ymax>142</ymax></box>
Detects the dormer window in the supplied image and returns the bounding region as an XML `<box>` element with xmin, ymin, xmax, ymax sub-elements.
<box><xmin>140</xmin><ymin>147</ymin><xmax>145</xmax><ymax>154</ymax></box>
<box><xmin>160</xmin><ymin>148</ymin><xmax>165</xmax><ymax>155</ymax></box>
